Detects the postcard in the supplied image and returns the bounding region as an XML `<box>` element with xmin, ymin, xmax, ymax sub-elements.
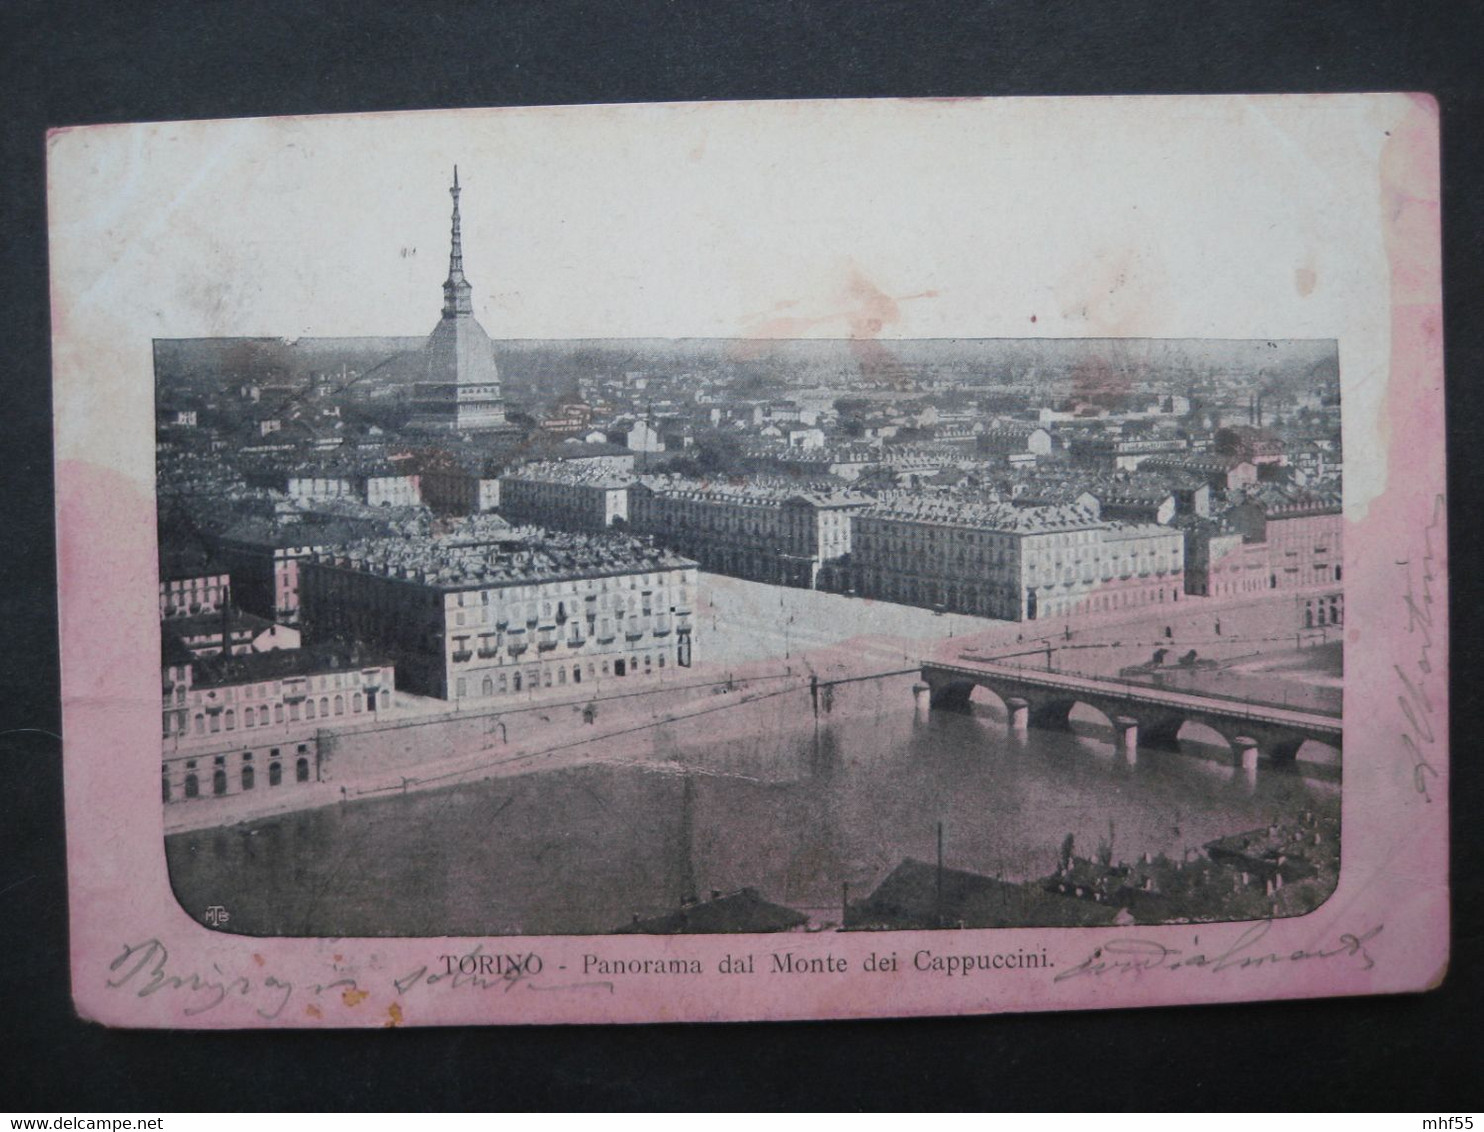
<box><xmin>49</xmin><ymin>94</ymin><xmax>1446</xmax><ymax>1027</ymax></box>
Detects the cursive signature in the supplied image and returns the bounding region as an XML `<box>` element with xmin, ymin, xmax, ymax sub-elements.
<box><xmin>106</xmin><ymin>939</ymin><xmax>358</xmax><ymax>1020</ymax></box>
<box><xmin>1053</xmin><ymin>919</ymin><xmax>1382</xmax><ymax>982</ymax></box>
<box><xmin>1395</xmin><ymin>493</ymin><xmax>1444</xmax><ymax>801</ymax></box>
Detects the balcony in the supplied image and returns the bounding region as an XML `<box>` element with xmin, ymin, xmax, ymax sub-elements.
<box><xmin>476</xmin><ymin>648</ymin><xmax>500</xmax><ymax>659</ymax></box>
<box><xmin>507</xmin><ymin>641</ymin><xmax>528</xmax><ymax>657</ymax></box>
<box><xmin>452</xmin><ymin>650</ymin><xmax>473</xmax><ymax>663</ymax></box>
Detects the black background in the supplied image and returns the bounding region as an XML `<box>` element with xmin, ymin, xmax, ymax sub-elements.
<box><xmin>2</xmin><ymin>0</ymin><xmax>1480</xmax><ymax>1112</ymax></box>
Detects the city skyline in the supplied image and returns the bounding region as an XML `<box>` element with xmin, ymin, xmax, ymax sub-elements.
<box><xmin>152</xmin><ymin>168</ymin><xmax>1344</xmax><ymax>940</ymax></box>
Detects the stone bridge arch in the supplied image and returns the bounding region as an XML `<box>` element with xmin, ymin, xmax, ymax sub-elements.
<box><xmin>1024</xmin><ymin>695</ymin><xmax>1117</xmax><ymax>736</ymax></box>
<box><xmin>917</xmin><ymin>663</ymin><xmax>1340</xmax><ymax>774</ymax></box>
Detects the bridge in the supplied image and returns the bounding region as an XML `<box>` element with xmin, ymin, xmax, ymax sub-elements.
<box><xmin>915</xmin><ymin>659</ymin><xmax>1342</xmax><ymax>771</ymax></box>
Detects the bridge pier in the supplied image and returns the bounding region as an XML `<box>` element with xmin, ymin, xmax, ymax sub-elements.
<box><xmin>1005</xmin><ymin>697</ymin><xmax>1029</xmax><ymax>735</ymax></box>
<box><xmin>1113</xmin><ymin>716</ymin><xmax>1139</xmax><ymax>765</ymax></box>
<box><xmin>912</xmin><ymin>682</ymin><xmax>931</xmax><ymax>719</ymax></box>
<box><xmin>1232</xmin><ymin>735</ymin><xmax>1261</xmax><ymax>773</ymax></box>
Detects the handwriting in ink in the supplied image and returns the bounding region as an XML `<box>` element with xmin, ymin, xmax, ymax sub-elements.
<box><xmin>1053</xmin><ymin>919</ymin><xmax>1382</xmax><ymax>982</ymax></box>
<box><xmin>106</xmin><ymin>938</ymin><xmax>358</xmax><ymax>1020</ymax></box>
<box><xmin>1395</xmin><ymin>492</ymin><xmax>1444</xmax><ymax>800</ymax></box>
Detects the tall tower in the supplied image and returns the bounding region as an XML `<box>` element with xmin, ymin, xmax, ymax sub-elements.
<box><xmin>407</xmin><ymin>167</ymin><xmax>509</xmax><ymax>433</ymax></box>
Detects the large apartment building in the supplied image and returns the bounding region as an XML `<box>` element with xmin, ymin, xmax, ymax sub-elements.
<box><xmin>299</xmin><ymin>528</ymin><xmax>698</xmax><ymax>702</ymax></box>
<box><xmin>628</xmin><ymin>476</ymin><xmax>869</xmax><ymax>589</ymax></box>
<box><xmin>161</xmin><ymin>643</ymin><xmax>396</xmax><ymax>806</ymax></box>
<box><xmin>1184</xmin><ymin>490</ymin><xmax>1343</xmax><ymax>605</ymax></box>
<box><xmin>498</xmin><ymin>461</ymin><xmax>632</xmax><ymax>532</ymax></box>
<box><xmin>847</xmin><ymin>495</ymin><xmax>1185</xmax><ymax>622</ymax></box>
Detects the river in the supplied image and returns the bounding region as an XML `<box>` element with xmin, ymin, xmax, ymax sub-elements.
<box><xmin>165</xmin><ymin>669</ymin><xmax>1339</xmax><ymax>937</ymax></box>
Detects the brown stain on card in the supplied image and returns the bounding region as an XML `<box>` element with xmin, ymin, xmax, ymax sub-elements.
<box><xmin>384</xmin><ymin>1003</ymin><xmax>404</xmax><ymax>1028</ymax></box>
<box><xmin>735</xmin><ymin>267</ymin><xmax>938</xmax><ymax>387</ymax></box>
<box><xmin>342</xmin><ymin>987</ymin><xmax>370</xmax><ymax>1007</ymax></box>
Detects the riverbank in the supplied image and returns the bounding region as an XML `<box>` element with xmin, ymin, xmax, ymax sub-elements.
<box><xmin>164</xmin><ymin>579</ymin><xmax>1339</xmax><ymax>835</ymax></box>
<box><xmin>846</xmin><ymin>810</ymin><xmax>1341</xmax><ymax>930</ymax></box>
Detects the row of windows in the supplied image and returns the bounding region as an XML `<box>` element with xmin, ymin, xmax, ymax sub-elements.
<box><xmin>172</xmin><ymin>668</ymin><xmax>386</xmax><ymax>707</ymax></box>
<box><xmin>450</xmin><ymin>643</ymin><xmax>690</xmax><ymax>697</ymax></box>
<box><xmin>164</xmin><ymin>744</ymin><xmax>313</xmax><ymax>801</ymax></box>
<box><xmin>163</xmin><ymin>690</ymin><xmax>389</xmax><ymax>737</ymax></box>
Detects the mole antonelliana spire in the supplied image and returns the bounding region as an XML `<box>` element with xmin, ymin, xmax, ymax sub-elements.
<box><xmin>442</xmin><ymin>165</ymin><xmax>474</xmax><ymax>318</ymax></box>
<box><xmin>408</xmin><ymin>166</ymin><xmax>509</xmax><ymax>432</ymax></box>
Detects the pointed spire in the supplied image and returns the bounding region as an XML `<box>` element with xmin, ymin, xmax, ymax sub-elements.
<box><xmin>442</xmin><ymin>165</ymin><xmax>474</xmax><ymax>317</ymax></box>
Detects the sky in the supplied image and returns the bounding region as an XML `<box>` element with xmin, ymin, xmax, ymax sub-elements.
<box><xmin>48</xmin><ymin>94</ymin><xmax>1429</xmax><ymax>505</ymax></box>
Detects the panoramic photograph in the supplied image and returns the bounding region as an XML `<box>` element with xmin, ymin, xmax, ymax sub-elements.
<box><xmin>156</xmin><ymin>170</ymin><xmax>1344</xmax><ymax>937</ymax></box>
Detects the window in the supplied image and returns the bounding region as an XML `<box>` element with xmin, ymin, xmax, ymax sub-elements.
<box><xmin>269</xmin><ymin>762</ymin><xmax>282</xmax><ymax>787</ymax></box>
<box><xmin>296</xmin><ymin>757</ymin><xmax>310</xmax><ymax>783</ymax></box>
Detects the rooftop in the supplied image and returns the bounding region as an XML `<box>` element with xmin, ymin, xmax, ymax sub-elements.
<box><xmin>312</xmin><ymin>526</ymin><xmax>696</xmax><ymax>590</ymax></box>
<box><xmin>611</xmin><ymin>888</ymin><xmax>808</xmax><ymax>934</ymax></box>
<box><xmin>500</xmin><ymin>460</ymin><xmax>634</xmax><ymax>489</ymax></box>
<box><xmin>861</xmin><ymin>494</ymin><xmax>1105</xmax><ymax>534</ymax></box>
<box><xmin>635</xmin><ymin>474</ymin><xmax>867</xmax><ymax>509</ymax></box>
<box><xmin>190</xmin><ymin>640</ymin><xmax>392</xmax><ymax>690</ymax></box>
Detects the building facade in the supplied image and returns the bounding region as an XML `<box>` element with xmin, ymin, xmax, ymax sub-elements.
<box><xmin>161</xmin><ymin>646</ymin><xmax>396</xmax><ymax>806</ymax></box>
<box><xmin>1230</xmin><ymin>494</ymin><xmax>1344</xmax><ymax>592</ymax></box>
<box><xmin>299</xmin><ymin>529</ymin><xmax>698</xmax><ymax>702</ymax></box>
<box><xmin>628</xmin><ymin>477</ymin><xmax>868</xmax><ymax>588</ymax></box>
<box><xmin>1182</xmin><ymin>492</ymin><xmax>1342</xmax><ymax>605</ymax></box>
<box><xmin>848</xmin><ymin>496</ymin><xmax>1185</xmax><ymax>621</ymax></box>
<box><xmin>162</xmin><ymin>646</ymin><xmax>396</xmax><ymax>745</ymax></box>
<box><xmin>287</xmin><ymin>466</ymin><xmax>422</xmax><ymax>508</ymax></box>
<box><xmin>498</xmin><ymin>462</ymin><xmax>632</xmax><ymax>532</ymax></box>
<box><xmin>160</xmin><ymin>565</ymin><xmax>231</xmax><ymax>619</ymax></box>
